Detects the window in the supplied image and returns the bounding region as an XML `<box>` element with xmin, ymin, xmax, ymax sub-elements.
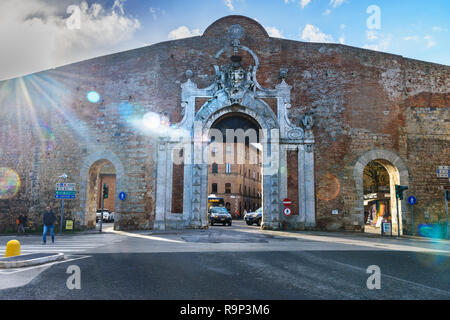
<box><xmin>212</xmin><ymin>183</ymin><xmax>217</xmax><ymax>193</ymax></box>
<box><xmin>225</xmin><ymin>183</ymin><xmax>231</xmax><ymax>194</ymax></box>
<box><xmin>225</xmin><ymin>163</ymin><xmax>231</xmax><ymax>173</ymax></box>
<box><xmin>212</xmin><ymin>163</ymin><xmax>218</xmax><ymax>173</ymax></box>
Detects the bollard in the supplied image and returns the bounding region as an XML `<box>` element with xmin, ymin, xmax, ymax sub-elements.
<box><xmin>5</xmin><ymin>240</ymin><xmax>21</xmax><ymax>257</ymax></box>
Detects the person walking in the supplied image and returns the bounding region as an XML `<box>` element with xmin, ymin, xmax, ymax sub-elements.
<box><xmin>17</xmin><ymin>214</ymin><xmax>27</xmax><ymax>233</ymax></box>
<box><xmin>42</xmin><ymin>206</ymin><xmax>56</xmax><ymax>245</ymax></box>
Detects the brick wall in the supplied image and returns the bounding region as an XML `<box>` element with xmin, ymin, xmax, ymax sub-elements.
<box><xmin>0</xmin><ymin>15</ymin><xmax>448</xmax><ymax>232</ymax></box>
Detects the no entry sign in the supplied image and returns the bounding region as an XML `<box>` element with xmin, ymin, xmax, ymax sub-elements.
<box><xmin>283</xmin><ymin>198</ymin><xmax>292</xmax><ymax>206</ymax></box>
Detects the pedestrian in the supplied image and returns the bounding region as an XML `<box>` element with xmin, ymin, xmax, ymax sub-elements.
<box><xmin>17</xmin><ymin>214</ymin><xmax>27</xmax><ymax>233</ymax></box>
<box><xmin>42</xmin><ymin>205</ymin><xmax>56</xmax><ymax>245</ymax></box>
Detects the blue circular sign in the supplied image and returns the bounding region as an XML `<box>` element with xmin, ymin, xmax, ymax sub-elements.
<box><xmin>119</xmin><ymin>192</ymin><xmax>126</xmax><ymax>201</ymax></box>
<box><xmin>408</xmin><ymin>196</ymin><xmax>417</xmax><ymax>205</ymax></box>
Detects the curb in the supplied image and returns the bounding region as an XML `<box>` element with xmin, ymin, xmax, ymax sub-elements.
<box><xmin>0</xmin><ymin>253</ymin><xmax>65</xmax><ymax>269</ymax></box>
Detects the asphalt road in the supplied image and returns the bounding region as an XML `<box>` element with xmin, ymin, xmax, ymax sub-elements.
<box><xmin>0</xmin><ymin>221</ymin><xmax>449</xmax><ymax>300</ymax></box>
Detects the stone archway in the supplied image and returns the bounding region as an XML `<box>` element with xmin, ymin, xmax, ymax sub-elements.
<box><xmin>153</xmin><ymin>22</ymin><xmax>316</xmax><ymax>231</ymax></box>
<box><xmin>77</xmin><ymin>150</ymin><xmax>125</xmax><ymax>229</ymax></box>
<box><xmin>354</xmin><ymin>149</ymin><xmax>409</xmax><ymax>235</ymax></box>
<box><xmin>201</xmin><ymin>106</ymin><xmax>280</xmax><ymax>229</ymax></box>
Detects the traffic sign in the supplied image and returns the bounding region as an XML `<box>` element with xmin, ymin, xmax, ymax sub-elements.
<box><xmin>408</xmin><ymin>196</ymin><xmax>417</xmax><ymax>205</ymax></box>
<box><xmin>119</xmin><ymin>192</ymin><xmax>126</xmax><ymax>200</ymax></box>
<box><xmin>283</xmin><ymin>207</ymin><xmax>292</xmax><ymax>216</ymax></box>
<box><xmin>55</xmin><ymin>183</ymin><xmax>76</xmax><ymax>191</ymax></box>
<box><xmin>55</xmin><ymin>183</ymin><xmax>76</xmax><ymax>199</ymax></box>
<box><xmin>283</xmin><ymin>198</ymin><xmax>292</xmax><ymax>206</ymax></box>
<box><xmin>65</xmin><ymin>220</ymin><xmax>73</xmax><ymax>230</ymax></box>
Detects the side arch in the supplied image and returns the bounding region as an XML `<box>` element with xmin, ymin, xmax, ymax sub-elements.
<box><xmin>78</xmin><ymin>150</ymin><xmax>126</xmax><ymax>229</ymax></box>
<box><xmin>353</xmin><ymin>149</ymin><xmax>409</xmax><ymax>234</ymax></box>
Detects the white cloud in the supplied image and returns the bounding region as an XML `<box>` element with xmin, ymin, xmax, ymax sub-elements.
<box><xmin>424</xmin><ymin>35</ymin><xmax>436</xmax><ymax>48</ymax></box>
<box><xmin>301</xmin><ymin>24</ymin><xmax>334</xmax><ymax>43</ymax></box>
<box><xmin>403</xmin><ymin>36</ymin><xmax>419</xmax><ymax>41</ymax></box>
<box><xmin>224</xmin><ymin>0</ymin><xmax>234</xmax><ymax>11</ymax></box>
<box><xmin>149</xmin><ymin>7</ymin><xmax>157</xmax><ymax>20</ymax></box>
<box><xmin>323</xmin><ymin>9</ymin><xmax>331</xmax><ymax>15</ymax></box>
<box><xmin>265</xmin><ymin>26</ymin><xmax>284</xmax><ymax>38</ymax></box>
<box><xmin>366</xmin><ymin>30</ymin><xmax>378</xmax><ymax>40</ymax></box>
<box><xmin>0</xmin><ymin>0</ymin><xmax>140</xmax><ymax>81</ymax></box>
<box><xmin>168</xmin><ymin>26</ymin><xmax>202</xmax><ymax>40</ymax></box>
<box><xmin>432</xmin><ymin>26</ymin><xmax>447</xmax><ymax>32</ymax></box>
<box><xmin>339</xmin><ymin>36</ymin><xmax>345</xmax><ymax>44</ymax></box>
<box><xmin>363</xmin><ymin>33</ymin><xmax>391</xmax><ymax>52</ymax></box>
<box><xmin>329</xmin><ymin>0</ymin><xmax>345</xmax><ymax>7</ymax></box>
<box><xmin>301</xmin><ymin>0</ymin><xmax>311</xmax><ymax>8</ymax></box>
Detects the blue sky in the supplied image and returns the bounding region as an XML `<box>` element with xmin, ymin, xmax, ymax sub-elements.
<box><xmin>0</xmin><ymin>0</ymin><xmax>448</xmax><ymax>80</ymax></box>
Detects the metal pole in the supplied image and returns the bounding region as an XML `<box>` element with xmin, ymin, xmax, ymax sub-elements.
<box><xmin>411</xmin><ymin>205</ymin><xmax>414</xmax><ymax>236</ymax></box>
<box><xmin>60</xmin><ymin>175</ymin><xmax>66</xmax><ymax>233</ymax></box>
<box><xmin>445</xmin><ymin>190</ymin><xmax>449</xmax><ymax>240</ymax></box>
<box><xmin>396</xmin><ymin>196</ymin><xmax>401</xmax><ymax>237</ymax></box>
<box><xmin>100</xmin><ymin>184</ymin><xmax>104</xmax><ymax>233</ymax></box>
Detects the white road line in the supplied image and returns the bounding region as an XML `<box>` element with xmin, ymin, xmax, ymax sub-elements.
<box><xmin>0</xmin><ymin>255</ymin><xmax>91</xmax><ymax>275</ymax></box>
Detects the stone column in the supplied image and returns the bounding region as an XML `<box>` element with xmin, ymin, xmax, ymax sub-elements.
<box><xmin>304</xmin><ymin>143</ymin><xmax>316</xmax><ymax>228</ymax></box>
<box><xmin>154</xmin><ymin>141</ymin><xmax>167</xmax><ymax>230</ymax></box>
<box><xmin>298</xmin><ymin>144</ymin><xmax>307</xmax><ymax>226</ymax></box>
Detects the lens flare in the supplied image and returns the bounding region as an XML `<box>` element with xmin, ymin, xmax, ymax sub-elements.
<box><xmin>118</xmin><ymin>102</ymin><xmax>134</xmax><ymax>117</ymax></box>
<box><xmin>0</xmin><ymin>168</ymin><xmax>21</xmax><ymax>200</ymax></box>
<box><xmin>316</xmin><ymin>173</ymin><xmax>341</xmax><ymax>201</ymax></box>
<box><xmin>418</xmin><ymin>224</ymin><xmax>445</xmax><ymax>239</ymax></box>
<box><xmin>143</xmin><ymin>112</ymin><xmax>161</xmax><ymax>130</ymax></box>
<box><xmin>86</xmin><ymin>91</ymin><xmax>101</xmax><ymax>103</ymax></box>
<box><xmin>39</xmin><ymin>119</ymin><xmax>56</xmax><ymax>151</ymax></box>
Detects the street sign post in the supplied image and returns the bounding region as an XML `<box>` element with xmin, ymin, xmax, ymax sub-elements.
<box><xmin>408</xmin><ymin>196</ymin><xmax>417</xmax><ymax>236</ymax></box>
<box><xmin>119</xmin><ymin>192</ymin><xmax>126</xmax><ymax>201</ymax></box>
<box><xmin>55</xmin><ymin>174</ymin><xmax>76</xmax><ymax>233</ymax></box>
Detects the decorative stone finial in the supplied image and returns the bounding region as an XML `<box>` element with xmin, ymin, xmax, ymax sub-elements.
<box><xmin>280</xmin><ymin>68</ymin><xmax>288</xmax><ymax>80</ymax></box>
<box><xmin>185</xmin><ymin>69</ymin><xmax>194</xmax><ymax>79</ymax></box>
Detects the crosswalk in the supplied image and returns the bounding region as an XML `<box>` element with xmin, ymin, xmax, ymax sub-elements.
<box><xmin>0</xmin><ymin>233</ymin><xmax>125</xmax><ymax>254</ymax></box>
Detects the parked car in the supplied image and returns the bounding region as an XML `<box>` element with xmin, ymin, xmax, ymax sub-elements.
<box><xmin>244</xmin><ymin>207</ymin><xmax>262</xmax><ymax>226</ymax></box>
<box><xmin>208</xmin><ymin>206</ymin><xmax>232</xmax><ymax>226</ymax></box>
<box><xmin>96</xmin><ymin>209</ymin><xmax>111</xmax><ymax>222</ymax></box>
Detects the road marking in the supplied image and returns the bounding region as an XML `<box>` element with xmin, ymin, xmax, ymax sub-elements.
<box><xmin>329</xmin><ymin>258</ymin><xmax>450</xmax><ymax>297</ymax></box>
<box><xmin>110</xmin><ymin>230</ymin><xmax>185</xmax><ymax>243</ymax></box>
<box><xmin>0</xmin><ymin>255</ymin><xmax>91</xmax><ymax>275</ymax></box>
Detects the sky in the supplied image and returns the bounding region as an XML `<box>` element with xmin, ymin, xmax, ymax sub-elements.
<box><xmin>0</xmin><ymin>0</ymin><xmax>448</xmax><ymax>81</ymax></box>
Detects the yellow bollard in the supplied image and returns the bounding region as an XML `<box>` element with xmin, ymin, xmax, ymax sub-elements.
<box><xmin>5</xmin><ymin>240</ymin><xmax>21</xmax><ymax>257</ymax></box>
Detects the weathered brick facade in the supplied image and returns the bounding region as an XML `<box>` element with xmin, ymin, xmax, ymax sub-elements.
<box><xmin>0</xmin><ymin>16</ymin><xmax>448</xmax><ymax>234</ymax></box>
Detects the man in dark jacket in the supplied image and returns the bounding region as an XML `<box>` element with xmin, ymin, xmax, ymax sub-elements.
<box><xmin>43</xmin><ymin>206</ymin><xmax>56</xmax><ymax>244</ymax></box>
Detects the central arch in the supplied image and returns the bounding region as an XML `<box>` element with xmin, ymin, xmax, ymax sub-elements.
<box><xmin>199</xmin><ymin>103</ymin><xmax>281</xmax><ymax>230</ymax></box>
<box><xmin>206</xmin><ymin>111</ymin><xmax>263</xmax><ymax>225</ymax></box>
